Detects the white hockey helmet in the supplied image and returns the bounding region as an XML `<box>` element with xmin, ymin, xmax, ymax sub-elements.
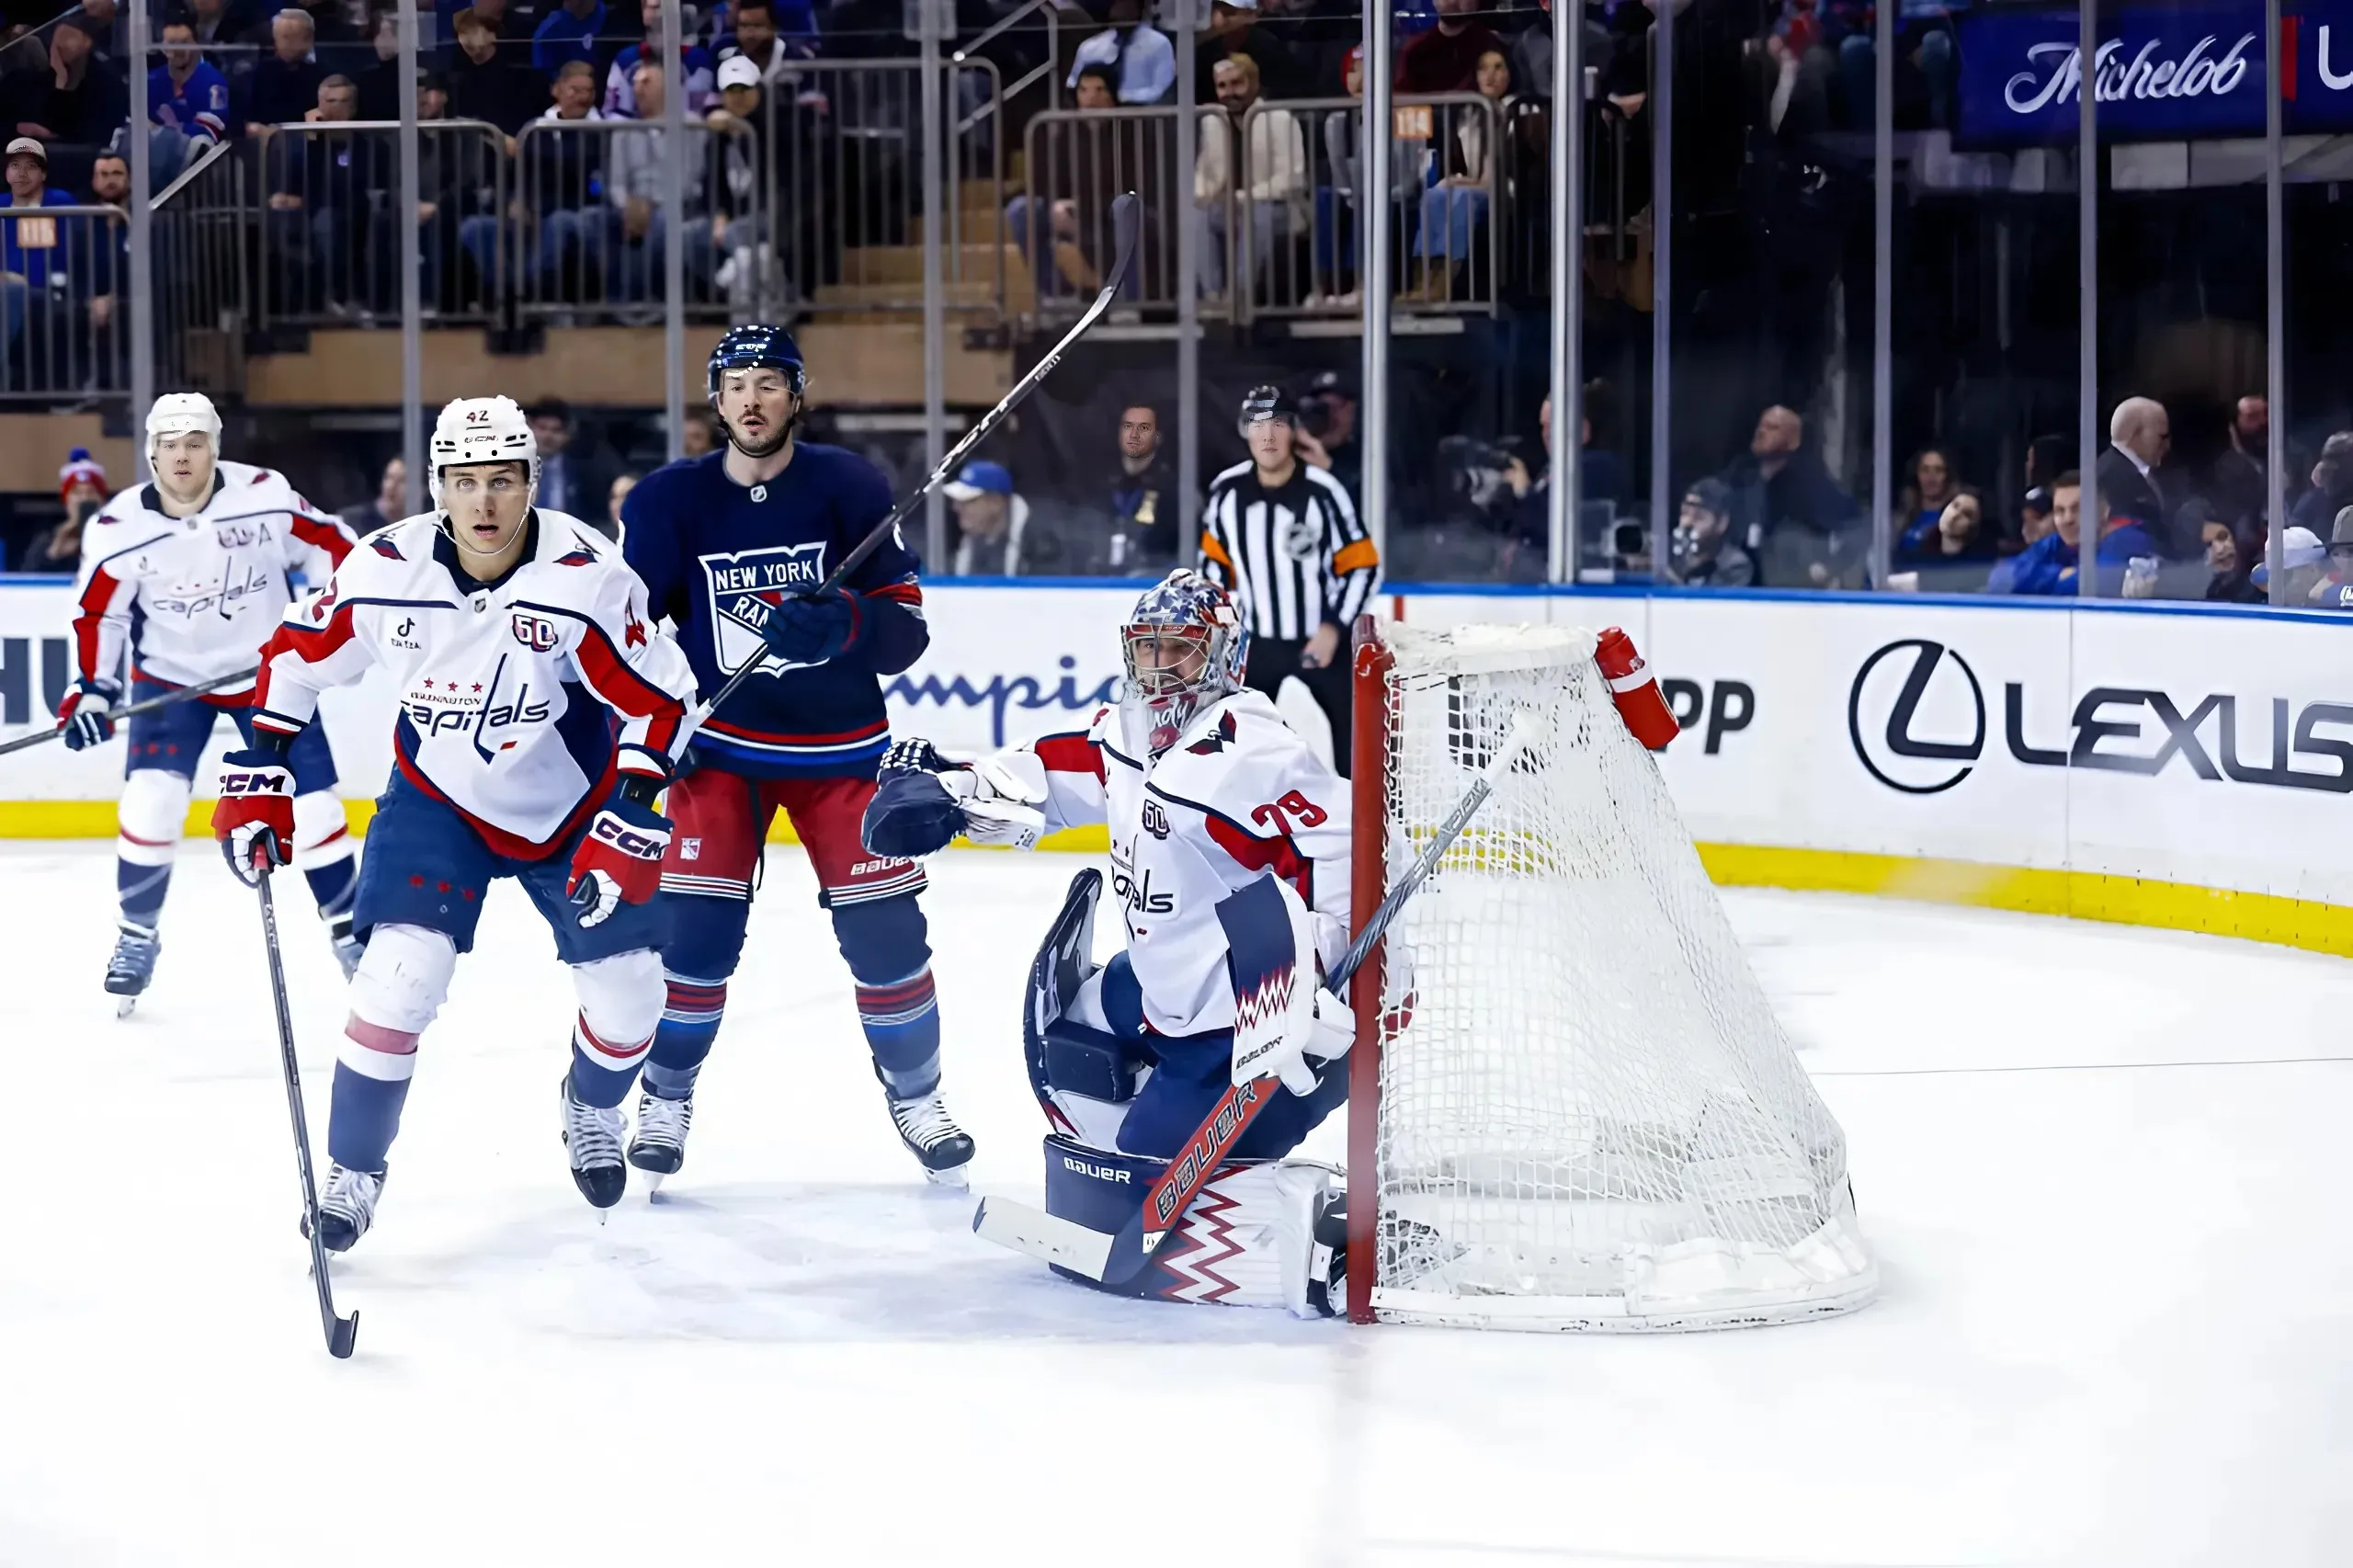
<box><xmin>428</xmin><ymin>395</ymin><xmax>539</xmax><ymax>509</ymax></box>
<box><xmin>145</xmin><ymin>392</ymin><xmax>222</xmax><ymax>461</ymax></box>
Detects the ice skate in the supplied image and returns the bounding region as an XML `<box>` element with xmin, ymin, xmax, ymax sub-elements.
<box><xmin>559</xmin><ymin>1077</ymin><xmax>629</xmax><ymax>1209</ymax></box>
<box><xmin>304</xmin><ymin>1163</ymin><xmax>385</xmax><ymax>1254</ymax></box>
<box><xmin>882</xmin><ymin>1078</ymin><xmax>974</xmax><ymax>1187</ymax></box>
<box><xmin>627</xmin><ymin>1088</ymin><xmax>694</xmax><ymax>1181</ymax></box>
<box><xmin>103</xmin><ymin>921</ymin><xmax>160</xmax><ymax>1017</ymax></box>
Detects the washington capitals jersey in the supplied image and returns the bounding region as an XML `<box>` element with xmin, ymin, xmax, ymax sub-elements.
<box><xmin>1010</xmin><ymin>690</ymin><xmax>1352</xmax><ymax>1038</ymax></box>
<box><xmin>621</xmin><ymin>445</ymin><xmax>927</xmax><ymax>778</ymax></box>
<box><xmin>72</xmin><ymin>461</ymin><xmax>355</xmax><ymax>697</ymax></box>
<box><xmin>252</xmin><ymin>509</ymin><xmax>694</xmax><ymax>860</ymax></box>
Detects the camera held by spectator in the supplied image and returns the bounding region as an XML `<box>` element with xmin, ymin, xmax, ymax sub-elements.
<box><xmin>1666</xmin><ymin>478</ymin><xmax>1756</xmax><ymax>587</ymax></box>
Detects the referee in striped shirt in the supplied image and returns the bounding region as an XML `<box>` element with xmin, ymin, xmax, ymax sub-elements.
<box><xmin>1199</xmin><ymin>384</ymin><xmax>1381</xmax><ymax>775</ymax></box>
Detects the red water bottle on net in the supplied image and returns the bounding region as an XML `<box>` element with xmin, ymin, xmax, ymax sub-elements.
<box><xmin>1595</xmin><ymin>626</ymin><xmax>1679</xmax><ymax>751</ymax></box>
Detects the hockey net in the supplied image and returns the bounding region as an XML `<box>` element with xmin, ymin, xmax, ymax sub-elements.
<box><xmin>1345</xmin><ymin>619</ymin><xmax>1876</xmax><ymax>1331</ymax></box>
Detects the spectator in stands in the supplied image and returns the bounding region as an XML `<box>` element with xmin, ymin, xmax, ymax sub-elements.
<box><xmin>1994</xmin><ymin>470</ymin><xmax>2159</xmax><ymax>597</ymax></box>
<box><xmin>1398</xmin><ymin>0</ymin><xmax>1502</xmax><ymax>93</ymax></box>
<box><xmin>180</xmin><ymin>0</ymin><xmax>271</xmax><ymax>52</ymax></box>
<box><xmin>602</xmin><ymin>58</ymin><xmax>713</xmax><ymax>305</ymax></box>
<box><xmin>1410</xmin><ymin>45</ymin><xmax>1509</xmax><ymax>299</ymax></box>
<box><xmin>1195</xmin><ymin>0</ymin><xmax>1310</xmax><ymax>101</ymax></box>
<box><xmin>2245</xmin><ymin>524</ymin><xmax>2325</xmax><ymax>605</ymax></box>
<box><xmin>2309</xmin><ymin>510</ymin><xmax>2353</xmax><ymax>610</ymax></box>
<box><xmin>1068</xmin><ymin>0</ymin><xmax>1175</xmax><ymax>104</ymax></box>
<box><xmin>263</xmin><ymin>74</ymin><xmax>369</xmax><ymax>314</ymax></box>
<box><xmin>717</xmin><ymin>0</ymin><xmax>812</xmax><ymax>85</ymax></box>
<box><xmin>529</xmin><ymin>399</ymin><xmax>620</xmax><ymax>518</ymax></box>
<box><xmin>2</xmin><ymin>138</ymin><xmax>77</xmax><ymax>355</ymax></box>
<box><xmin>1716</xmin><ymin>403</ymin><xmax>1859</xmax><ymax>585</ymax></box>
<box><xmin>946</xmin><ymin>460</ymin><xmax>1063</xmax><ymax>576</ymax></box>
<box><xmin>680</xmin><ymin>408</ymin><xmax>717</xmax><ymax>456</ymax></box>
<box><xmin>1501</xmin><ymin>392</ymin><xmax>1626</xmax><ymax>576</ymax></box>
<box><xmin>151</xmin><ymin>18</ymin><xmax>234</xmax><ymax>148</ymax></box>
<box><xmin>1006</xmin><ymin>63</ymin><xmax>1114</xmax><ymax>302</ymax></box>
<box><xmin>606</xmin><ymin>0</ymin><xmax>715</xmax><ymax>118</ymax></box>
<box><xmin>447</xmin><ymin>0</ymin><xmax>527</xmax><ymax>63</ymax></box>
<box><xmin>244</xmin><ymin>9</ymin><xmax>324</xmax><ymax>130</ymax></box>
<box><xmin>532</xmin><ymin>0</ymin><xmax>605</xmax><ymax>77</ymax></box>
<box><xmin>606</xmin><ymin>472</ymin><xmax>636</xmax><ymax>538</ymax></box>
<box><xmin>2206</xmin><ymin>393</ymin><xmax>2271</xmax><ymax>533</ymax></box>
<box><xmin>1891</xmin><ymin>447</ymin><xmax>1987</xmax><ymax>563</ymax></box>
<box><xmin>78</xmin><ymin>149</ymin><xmax>128</xmax><ymax>350</ymax></box>
<box><xmin>1295</xmin><ymin>368</ymin><xmax>1360</xmax><ymax>497</ymax></box>
<box><xmin>2290</xmin><ymin>430</ymin><xmax>2353</xmax><ymax>536</ymax></box>
<box><xmin>340</xmin><ymin>454</ymin><xmax>406</xmax><ymax>534</ymax></box>
<box><xmin>1319</xmin><ymin>43</ymin><xmax>1418</xmax><ymax>307</ymax></box>
<box><xmin>2018</xmin><ymin>485</ymin><xmax>2053</xmax><ymax>545</ymax></box>
<box><xmin>524</xmin><ymin>59</ymin><xmax>606</xmax><ymax>313</ymax></box>
<box><xmin>1100</xmin><ymin>402</ymin><xmax>1178</xmax><ymax>572</ymax></box>
<box><xmin>18</xmin><ymin>448</ymin><xmax>108</xmax><ymax>572</ymax></box>
<box><xmin>1664</xmin><ymin>478</ymin><xmax>1756</xmax><ymax>586</ymax></box>
<box><xmin>2096</xmin><ymin>395</ymin><xmax>2176</xmax><ymax>551</ymax></box>
<box><xmin>15</xmin><ymin>18</ymin><xmax>128</xmax><ymax>149</ymax></box>
<box><xmin>1511</xmin><ymin>0</ymin><xmax>1613</xmax><ymax>101</ymax></box>
<box><xmin>1193</xmin><ymin>53</ymin><xmax>1307</xmax><ymax>300</ymax></box>
<box><xmin>449</xmin><ymin>6</ymin><xmax>551</xmax><ymax>134</ymax></box>
<box><xmin>701</xmin><ymin>53</ymin><xmax>773</xmax><ymax>304</ymax></box>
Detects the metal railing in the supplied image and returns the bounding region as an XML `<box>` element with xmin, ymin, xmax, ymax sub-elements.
<box><xmin>255</xmin><ymin>119</ymin><xmax>508</xmax><ymax>329</ymax></box>
<box><xmin>152</xmin><ymin>136</ymin><xmax>247</xmax><ymax>394</ymax></box>
<box><xmin>0</xmin><ymin>202</ymin><xmax>128</xmax><ymax>403</ymax></box>
<box><xmin>1498</xmin><ymin>92</ymin><xmax>1638</xmax><ymax>303</ymax></box>
<box><xmin>952</xmin><ymin>0</ymin><xmax>1061</xmax><ymax>131</ymax></box>
<box><xmin>1021</xmin><ymin>106</ymin><xmax>1196</xmax><ymax>318</ymax></box>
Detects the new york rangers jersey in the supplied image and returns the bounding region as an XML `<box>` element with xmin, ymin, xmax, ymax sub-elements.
<box><xmin>72</xmin><ymin>461</ymin><xmax>356</xmax><ymax>695</ymax></box>
<box><xmin>621</xmin><ymin>446</ymin><xmax>927</xmax><ymax>778</ymax></box>
<box><xmin>1013</xmin><ymin>691</ymin><xmax>1351</xmax><ymax>1038</ymax></box>
<box><xmin>251</xmin><ymin>510</ymin><xmax>694</xmax><ymax>858</ymax></box>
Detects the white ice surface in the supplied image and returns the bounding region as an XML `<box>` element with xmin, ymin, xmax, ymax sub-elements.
<box><xmin>2</xmin><ymin>843</ymin><xmax>2348</xmax><ymax>1568</ymax></box>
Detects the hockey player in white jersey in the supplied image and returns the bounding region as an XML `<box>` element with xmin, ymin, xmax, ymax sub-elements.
<box><xmin>863</xmin><ymin>570</ymin><xmax>1357</xmax><ymax>1312</ymax></box>
<box><xmin>211</xmin><ymin>395</ymin><xmax>697</xmax><ymax>1250</ymax></box>
<box><xmin>63</xmin><ymin>393</ymin><xmax>362</xmax><ymax>1007</ymax></box>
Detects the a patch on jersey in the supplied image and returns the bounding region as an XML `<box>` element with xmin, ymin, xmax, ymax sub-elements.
<box><xmin>623</xmin><ymin>607</ymin><xmax>648</xmax><ymax>648</ymax></box>
<box><xmin>1187</xmin><ymin>711</ymin><xmax>1238</xmax><ymax>756</ymax></box>
<box><xmin>510</xmin><ymin>611</ymin><xmax>562</xmax><ymax>653</ymax></box>
<box><xmin>1279</xmin><ymin>516</ymin><xmax>1323</xmax><ymax>562</ymax></box>
<box><xmin>370</xmin><ymin>535</ymin><xmax>405</xmax><ymax>560</ymax></box>
<box><xmin>556</xmin><ymin>537</ymin><xmax>601</xmax><ymax>566</ymax></box>
<box><xmin>1141</xmin><ymin>800</ymin><xmax>1171</xmax><ymax>839</ymax></box>
<box><xmin>701</xmin><ymin>541</ymin><xmax>828</xmax><ymax>674</ymax></box>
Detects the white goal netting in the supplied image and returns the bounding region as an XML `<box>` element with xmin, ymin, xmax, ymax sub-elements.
<box><xmin>1357</xmin><ymin>620</ymin><xmax>1876</xmax><ymax>1331</ymax></box>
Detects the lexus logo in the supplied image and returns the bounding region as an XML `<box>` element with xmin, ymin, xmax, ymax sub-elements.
<box><xmin>1848</xmin><ymin>639</ymin><xmax>1985</xmax><ymax>794</ymax></box>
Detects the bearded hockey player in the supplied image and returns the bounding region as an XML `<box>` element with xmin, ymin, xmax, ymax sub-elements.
<box><xmin>63</xmin><ymin>393</ymin><xmax>361</xmax><ymax>1009</ymax></box>
<box><xmin>619</xmin><ymin>324</ymin><xmax>972</xmax><ymax>1187</ymax></box>
<box><xmin>864</xmin><ymin>570</ymin><xmax>1357</xmax><ymax>1313</ymax></box>
<box><xmin>211</xmin><ymin>396</ymin><xmax>696</xmax><ymax>1250</ymax></box>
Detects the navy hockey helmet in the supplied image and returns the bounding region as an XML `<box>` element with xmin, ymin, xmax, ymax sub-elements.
<box><xmin>706</xmin><ymin>324</ymin><xmax>805</xmax><ymax>402</ymax></box>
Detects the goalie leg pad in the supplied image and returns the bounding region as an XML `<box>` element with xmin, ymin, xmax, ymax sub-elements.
<box><xmin>1115</xmin><ymin>1028</ymin><xmax>1349</xmax><ymax>1164</ymax></box>
<box><xmin>1042</xmin><ymin>1133</ymin><xmax>1336</xmax><ymax>1314</ymax></box>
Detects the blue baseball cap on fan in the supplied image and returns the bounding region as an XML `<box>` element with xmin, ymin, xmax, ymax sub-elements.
<box><xmin>943</xmin><ymin>460</ymin><xmax>1013</xmax><ymax>500</ymax></box>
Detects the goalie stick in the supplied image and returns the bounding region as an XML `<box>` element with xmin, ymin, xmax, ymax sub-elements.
<box><xmin>972</xmin><ymin>712</ymin><xmax>1546</xmax><ymax>1285</ymax></box>
<box><xmin>254</xmin><ymin>864</ymin><xmax>359</xmax><ymax>1358</ymax></box>
<box><xmin>0</xmin><ymin>666</ymin><xmax>261</xmax><ymax>757</ymax></box>
<box><xmin>686</xmin><ymin>190</ymin><xmax>1144</xmax><ymax>734</ymax></box>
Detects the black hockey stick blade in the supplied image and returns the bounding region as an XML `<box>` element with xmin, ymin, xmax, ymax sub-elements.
<box><xmin>0</xmin><ymin>665</ymin><xmax>260</xmax><ymax>757</ymax></box>
<box><xmin>687</xmin><ymin>194</ymin><xmax>1145</xmax><ymax>732</ymax></box>
<box><xmin>329</xmin><ymin>1308</ymin><xmax>360</xmax><ymax>1358</ymax></box>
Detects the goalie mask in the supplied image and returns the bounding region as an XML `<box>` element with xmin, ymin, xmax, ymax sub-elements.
<box><xmin>1119</xmin><ymin>570</ymin><xmax>1246</xmax><ymax>759</ymax></box>
<box><xmin>428</xmin><ymin>395</ymin><xmax>539</xmax><ymax>511</ymax></box>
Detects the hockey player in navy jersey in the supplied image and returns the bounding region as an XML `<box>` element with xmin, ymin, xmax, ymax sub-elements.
<box><xmin>620</xmin><ymin>324</ymin><xmax>975</xmax><ymax>1185</ymax></box>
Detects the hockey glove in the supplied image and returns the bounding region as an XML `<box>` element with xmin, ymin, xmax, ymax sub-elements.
<box><xmin>56</xmin><ymin>678</ymin><xmax>119</xmax><ymax>751</ymax></box>
<box><xmin>213</xmin><ymin>739</ymin><xmax>297</xmax><ymax>885</ymax></box>
<box><xmin>567</xmin><ymin>776</ymin><xmax>672</xmax><ymax>928</ymax></box>
<box><xmin>756</xmin><ymin>587</ymin><xmax>859</xmax><ymax>666</ymax></box>
<box><xmin>863</xmin><ymin>739</ymin><xmax>1049</xmax><ymax>857</ymax></box>
<box><xmin>959</xmin><ymin>750</ymin><xmax>1050</xmax><ymax>849</ymax></box>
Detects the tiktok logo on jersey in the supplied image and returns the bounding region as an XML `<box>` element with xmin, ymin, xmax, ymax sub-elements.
<box><xmin>702</xmin><ymin>542</ymin><xmax>828</xmax><ymax>674</ymax></box>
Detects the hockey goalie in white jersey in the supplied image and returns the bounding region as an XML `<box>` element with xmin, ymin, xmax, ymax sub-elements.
<box><xmin>63</xmin><ymin>393</ymin><xmax>361</xmax><ymax>1008</ymax></box>
<box><xmin>864</xmin><ymin>570</ymin><xmax>1357</xmax><ymax>1314</ymax></box>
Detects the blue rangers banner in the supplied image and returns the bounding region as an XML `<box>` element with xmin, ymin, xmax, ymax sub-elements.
<box><xmin>1955</xmin><ymin>0</ymin><xmax>2353</xmax><ymax>146</ymax></box>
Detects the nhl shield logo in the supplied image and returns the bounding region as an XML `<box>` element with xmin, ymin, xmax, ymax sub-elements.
<box><xmin>702</xmin><ymin>541</ymin><xmax>829</xmax><ymax>673</ymax></box>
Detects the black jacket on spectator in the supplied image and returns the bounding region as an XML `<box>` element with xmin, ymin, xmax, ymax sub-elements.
<box><xmin>20</xmin><ymin>55</ymin><xmax>128</xmax><ymax>146</ymax></box>
<box><xmin>176</xmin><ymin>0</ymin><xmax>271</xmax><ymax>50</ymax></box>
<box><xmin>1397</xmin><ymin>21</ymin><xmax>1504</xmax><ymax>94</ymax></box>
<box><xmin>521</xmin><ymin>114</ymin><xmax>605</xmax><ymax>214</ymax></box>
<box><xmin>449</xmin><ymin>51</ymin><xmax>551</xmax><ymax>135</ymax></box>
<box><xmin>244</xmin><ymin>55</ymin><xmax>323</xmax><ymax>129</ymax></box>
<box><xmin>2208</xmin><ymin>446</ymin><xmax>2270</xmax><ymax>535</ymax></box>
<box><xmin>2093</xmin><ymin>446</ymin><xmax>2172</xmax><ymax>549</ymax></box>
<box><xmin>1715</xmin><ymin>448</ymin><xmax>1857</xmax><ymax>540</ymax></box>
<box><xmin>1105</xmin><ymin>449</ymin><xmax>1181</xmax><ymax>567</ymax></box>
<box><xmin>355</xmin><ymin>59</ymin><xmax>402</xmax><ymax>121</ymax></box>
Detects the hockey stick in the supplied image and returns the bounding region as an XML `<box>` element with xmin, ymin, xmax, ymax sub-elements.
<box><xmin>686</xmin><ymin>190</ymin><xmax>1143</xmax><ymax>733</ymax></box>
<box><xmin>0</xmin><ymin>666</ymin><xmax>261</xmax><ymax>757</ymax></box>
<box><xmin>255</xmin><ymin>867</ymin><xmax>359</xmax><ymax>1358</ymax></box>
<box><xmin>972</xmin><ymin>713</ymin><xmax>1547</xmax><ymax>1285</ymax></box>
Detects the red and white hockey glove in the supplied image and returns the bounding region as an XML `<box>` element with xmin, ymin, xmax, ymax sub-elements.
<box><xmin>567</xmin><ymin>776</ymin><xmax>671</xmax><ymax>928</ymax></box>
<box><xmin>213</xmin><ymin>743</ymin><xmax>297</xmax><ymax>885</ymax></box>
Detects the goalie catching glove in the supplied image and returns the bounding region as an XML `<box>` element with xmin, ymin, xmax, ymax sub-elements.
<box><xmin>861</xmin><ymin>736</ymin><xmax>1050</xmax><ymax>858</ymax></box>
<box><xmin>566</xmin><ymin>774</ymin><xmax>672</xmax><ymax>928</ymax></box>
